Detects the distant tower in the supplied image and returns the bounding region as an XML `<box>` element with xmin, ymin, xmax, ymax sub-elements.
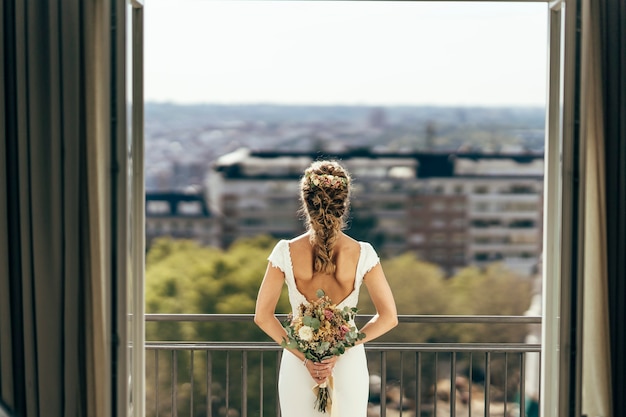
<box><xmin>425</xmin><ymin>120</ymin><xmax>436</xmax><ymax>150</ymax></box>
<box><xmin>368</xmin><ymin>107</ymin><xmax>387</xmax><ymax>129</ymax></box>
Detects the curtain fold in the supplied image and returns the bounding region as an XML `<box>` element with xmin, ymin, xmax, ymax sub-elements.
<box><xmin>83</xmin><ymin>2</ymin><xmax>113</xmax><ymax>416</ymax></box>
<box><xmin>0</xmin><ymin>0</ymin><xmax>15</xmax><ymax>408</ymax></box>
<box><xmin>580</xmin><ymin>1</ymin><xmax>612</xmax><ymax>415</ymax></box>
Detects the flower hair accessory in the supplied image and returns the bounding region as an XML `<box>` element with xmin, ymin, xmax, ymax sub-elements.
<box><xmin>307</xmin><ymin>173</ymin><xmax>347</xmax><ymax>189</ymax></box>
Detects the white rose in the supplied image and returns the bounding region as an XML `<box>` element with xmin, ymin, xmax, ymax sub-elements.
<box><xmin>298</xmin><ymin>326</ymin><xmax>314</xmax><ymax>341</ymax></box>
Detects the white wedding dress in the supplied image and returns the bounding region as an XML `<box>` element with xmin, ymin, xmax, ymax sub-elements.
<box><xmin>267</xmin><ymin>239</ymin><xmax>380</xmax><ymax>417</ymax></box>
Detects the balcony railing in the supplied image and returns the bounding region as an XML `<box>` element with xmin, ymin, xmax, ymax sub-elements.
<box><xmin>145</xmin><ymin>314</ymin><xmax>541</xmax><ymax>417</ymax></box>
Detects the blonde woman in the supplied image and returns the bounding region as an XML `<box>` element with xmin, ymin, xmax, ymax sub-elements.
<box><xmin>255</xmin><ymin>160</ymin><xmax>398</xmax><ymax>416</ymax></box>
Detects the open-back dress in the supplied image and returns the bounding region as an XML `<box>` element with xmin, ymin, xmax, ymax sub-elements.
<box><xmin>267</xmin><ymin>239</ymin><xmax>380</xmax><ymax>417</ymax></box>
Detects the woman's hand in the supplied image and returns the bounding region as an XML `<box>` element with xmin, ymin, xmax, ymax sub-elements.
<box><xmin>305</xmin><ymin>356</ymin><xmax>338</xmax><ymax>384</ymax></box>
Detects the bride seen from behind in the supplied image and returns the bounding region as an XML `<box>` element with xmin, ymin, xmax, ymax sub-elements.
<box><xmin>254</xmin><ymin>160</ymin><xmax>398</xmax><ymax>416</ymax></box>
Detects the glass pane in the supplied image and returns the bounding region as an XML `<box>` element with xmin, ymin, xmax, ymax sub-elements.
<box><xmin>142</xmin><ymin>3</ymin><xmax>551</xmax><ymax>417</ymax></box>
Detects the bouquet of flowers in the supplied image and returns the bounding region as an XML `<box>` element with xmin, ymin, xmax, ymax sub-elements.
<box><xmin>281</xmin><ymin>289</ymin><xmax>366</xmax><ymax>414</ymax></box>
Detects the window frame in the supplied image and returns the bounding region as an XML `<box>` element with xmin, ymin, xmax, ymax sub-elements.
<box><xmin>542</xmin><ymin>1</ymin><xmax>582</xmax><ymax>416</ymax></box>
<box><xmin>114</xmin><ymin>1</ymin><xmax>145</xmax><ymax>417</ymax></box>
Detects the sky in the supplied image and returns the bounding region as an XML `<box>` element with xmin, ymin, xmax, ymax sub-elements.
<box><xmin>144</xmin><ymin>1</ymin><xmax>548</xmax><ymax>107</ymax></box>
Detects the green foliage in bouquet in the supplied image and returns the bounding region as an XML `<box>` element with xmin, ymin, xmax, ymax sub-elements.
<box><xmin>281</xmin><ymin>289</ymin><xmax>365</xmax><ymax>360</ymax></box>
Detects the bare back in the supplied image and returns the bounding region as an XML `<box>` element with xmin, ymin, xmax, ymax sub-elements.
<box><xmin>289</xmin><ymin>232</ymin><xmax>361</xmax><ymax>305</ymax></box>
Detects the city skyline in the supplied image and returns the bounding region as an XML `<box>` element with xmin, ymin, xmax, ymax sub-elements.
<box><xmin>145</xmin><ymin>1</ymin><xmax>548</xmax><ymax>107</ymax></box>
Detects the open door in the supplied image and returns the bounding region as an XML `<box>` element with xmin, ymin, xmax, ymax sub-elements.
<box><xmin>542</xmin><ymin>0</ymin><xmax>582</xmax><ymax>416</ymax></box>
<box><xmin>114</xmin><ymin>1</ymin><xmax>145</xmax><ymax>417</ymax></box>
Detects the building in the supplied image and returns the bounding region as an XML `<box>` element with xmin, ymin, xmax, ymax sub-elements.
<box><xmin>205</xmin><ymin>148</ymin><xmax>307</xmax><ymax>246</ymax></box>
<box><xmin>207</xmin><ymin>148</ymin><xmax>420</xmax><ymax>251</ymax></box>
<box><xmin>145</xmin><ymin>191</ymin><xmax>219</xmax><ymax>247</ymax></box>
<box><xmin>405</xmin><ymin>158</ymin><xmax>544</xmax><ymax>275</ymax></box>
<box><xmin>406</xmin><ymin>190</ymin><xmax>470</xmax><ymax>272</ymax></box>
<box><xmin>207</xmin><ymin>148</ymin><xmax>543</xmax><ymax>275</ymax></box>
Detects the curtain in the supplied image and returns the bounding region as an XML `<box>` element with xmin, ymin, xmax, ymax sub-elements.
<box><xmin>600</xmin><ymin>0</ymin><xmax>626</xmax><ymax>415</ymax></box>
<box><xmin>83</xmin><ymin>2</ymin><xmax>114</xmax><ymax>416</ymax></box>
<box><xmin>0</xmin><ymin>1</ymin><xmax>112</xmax><ymax>416</ymax></box>
<box><xmin>0</xmin><ymin>2</ymin><xmax>15</xmax><ymax>409</ymax></box>
<box><xmin>580</xmin><ymin>0</ymin><xmax>612</xmax><ymax>415</ymax></box>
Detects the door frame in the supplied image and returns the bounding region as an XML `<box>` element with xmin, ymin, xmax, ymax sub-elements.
<box><xmin>112</xmin><ymin>1</ymin><xmax>582</xmax><ymax>416</ymax></box>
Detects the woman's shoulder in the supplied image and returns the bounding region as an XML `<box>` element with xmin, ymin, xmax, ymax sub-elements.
<box><xmin>336</xmin><ymin>233</ymin><xmax>366</xmax><ymax>254</ymax></box>
<box><xmin>341</xmin><ymin>235</ymin><xmax>378</xmax><ymax>263</ymax></box>
<box><xmin>341</xmin><ymin>233</ymin><xmax>374</xmax><ymax>248</ymax></box>
<box><xmin>287</xmin><ymin>233</ymin><xmax>310</xmax><ymax>248</ymax></box>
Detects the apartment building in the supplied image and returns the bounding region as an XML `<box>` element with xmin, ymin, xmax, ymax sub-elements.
<box><xmin>206</xmin><ymin>148</ymin><xmax>420</xmax><ymax>251</ymax></box>
<box><xmin>406</xmin><ymin>190</ymin><xmax>469</xmax><ymax>273</ymax></box>
<box><xmin>205</xmin><ymin>149</ymin><xmax>308</xmax><ymax>247</ymax></box>
<box><xmin>407</xmin><ymin>179</ymin><xmax>543</xmax><ymax>275</ymax></box>
<box><xmin>145</xmin><ymin>191</ymin><xmax>220</xmax><ymax>247</ymax></box>
<box><xmin>205</xmin><ymin>148</ymin><xmax>543</xmax><ymax>275</ymax></box>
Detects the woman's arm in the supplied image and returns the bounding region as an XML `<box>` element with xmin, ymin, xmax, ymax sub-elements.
<box><xmin>357</xmin><ymin>263</ymin><xmax>398</xmax><ymax>344</ymax></box>
<box><xmin>254</xmin><ymin>263</ymin><xmax>296</xmax><ymax>350</ymax></box>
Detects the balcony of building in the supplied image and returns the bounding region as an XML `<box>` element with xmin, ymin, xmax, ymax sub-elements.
<box><xmin>145</xmin><ymin>314</ymin><xmax>541</xmax><ymax>417</ymax></box>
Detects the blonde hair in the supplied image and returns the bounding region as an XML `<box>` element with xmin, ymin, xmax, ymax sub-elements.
<box><xmin>300</xmin><ymin>160</ymin><xmax>351</xmax><ymax>274</ymax></box>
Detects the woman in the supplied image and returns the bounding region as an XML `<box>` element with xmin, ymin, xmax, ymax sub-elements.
<box><xmin>254</xmin><ymin>160</ymin><xmax>398</xmax><ymax>416</ymax></box>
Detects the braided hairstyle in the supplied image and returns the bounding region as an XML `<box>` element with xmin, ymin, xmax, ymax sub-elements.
<box><xmin>300</xmin><ymin>160</ymin><xmax>352</xmax><ymax>275</ymax></box>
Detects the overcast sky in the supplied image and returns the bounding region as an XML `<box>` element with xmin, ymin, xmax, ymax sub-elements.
<box><xmin>144</xmin><ymin>1</ymin><xmax>548</xmax><ymax>107</ymax></box>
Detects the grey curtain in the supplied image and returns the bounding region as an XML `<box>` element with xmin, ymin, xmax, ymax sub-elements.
<box><xmin>0</xmin><ymin>1</ymin><xmax>112</xmax><ymax>416</ymax></box>
<box><xmin>600</xmin><ymin>0</ymin><xmax>626</xmax><ymax>416</ymax></box>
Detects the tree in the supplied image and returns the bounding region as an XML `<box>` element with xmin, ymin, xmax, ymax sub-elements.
<box><xmin>145</xmin><ymin>235</ymin><xmax>291</xmax><ymax>340</ymax></box>
<box><xmin>145</xmin><ymin>235</ymin><xmax>289</xmax><ymax>417</ymax></box>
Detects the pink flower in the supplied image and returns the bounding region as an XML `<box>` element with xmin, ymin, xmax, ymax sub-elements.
<box><xmin>324</xmin><ymin>309</ymin><xmax>334</xmax><ymax>321</ymax></box>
